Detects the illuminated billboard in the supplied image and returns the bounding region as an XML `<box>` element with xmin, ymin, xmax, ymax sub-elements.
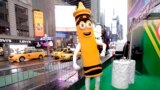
<box><xmin>55</xmin><ymin>5</ymin><xmax>76</xmax><ymax>31</ymax></box>
<box><xmin>33</xmin><ymin>10</ymin><xmax>44</xmax><ymax>37</ymax></box>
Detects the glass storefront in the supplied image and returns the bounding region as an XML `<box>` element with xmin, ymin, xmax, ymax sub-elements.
<box><xmin>0</xmin><ymin>38</ymin><xmax>33</xmax><ymax>61</ymax></box>
<box><xmin>55</xmin><ymin>32</ymin><xmax>77</xmax><ymax>48</ymax></box>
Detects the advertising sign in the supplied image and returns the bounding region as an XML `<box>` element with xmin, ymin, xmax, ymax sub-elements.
<box><xmin>55</xmin><ymin>5</ymin><xmax>76</xmax><ymax>31</ymax></box>
<box><xmin>33</xmin><ymin>10</ymin><xmax>44</xmax><ymax>37</ymax></box>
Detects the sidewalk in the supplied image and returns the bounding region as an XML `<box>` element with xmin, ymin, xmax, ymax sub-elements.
<box><xmin>0</xmin><ymin>56</ymin><xmax>53</xmax><ymax>62</ymax></box>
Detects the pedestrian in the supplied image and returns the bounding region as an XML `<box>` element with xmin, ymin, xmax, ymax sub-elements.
<box><xmin>123</xmin><ymin>41</ymin><xmax>130</xmax><ymax>59</ymax></box>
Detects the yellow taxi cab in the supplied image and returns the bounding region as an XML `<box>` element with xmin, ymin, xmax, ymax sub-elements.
<box><xmin>52</xmin><ymin>48</ymin><xmax>70</xmax><ymax>59</ymax></box>
<box><xmin>8</xmin><ymin>49</ymin><xmax>46</xmax><ymax>62</ymax></box>
<box><xmin>60</xmin><ymin>50</ymin><xmax>81</xmax><ymax>61</ymax></box>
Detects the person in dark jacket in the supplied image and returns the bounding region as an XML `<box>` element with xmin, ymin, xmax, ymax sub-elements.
<box><xmin>123</xmin><ymin>41</ymin><xmax>130</xmax><ymax>59</ymax></box>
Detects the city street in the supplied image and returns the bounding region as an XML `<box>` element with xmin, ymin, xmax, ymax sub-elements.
<box><xmin>0</xmin><ymin>57</ymin><xmax>59</xmax><ymax>69</ymax></box>
<box><xmin>0</xmin><ymin>55</ymin><xmax>111</xmax><ymax>90</ymax></box>
<box><xmin>0</xmin><ymin>56</ymin><xmax>81</xmax><ymax>90</ymax></box>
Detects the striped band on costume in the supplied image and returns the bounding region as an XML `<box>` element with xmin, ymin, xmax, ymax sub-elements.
<box><xmin>83</xmin><ymin>64</ymin><xmax>102</xmax><ymax>76</ymax></box>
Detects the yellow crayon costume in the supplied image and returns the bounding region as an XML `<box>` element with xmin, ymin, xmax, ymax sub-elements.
<box><xmin>73</xmin><ymin>2</ymin><xmax>102</xmax><ymax>78</ymax></box>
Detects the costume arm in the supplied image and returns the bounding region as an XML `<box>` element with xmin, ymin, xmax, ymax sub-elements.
<box><xmin>96</xmin><ymin>40</ymin><xmax>106</xmax><ymax>57</ymax></box>
<box><xmin>73</xmin><ymin>43</ymin><xmax>81</xmax><ymax>70</ymax></box>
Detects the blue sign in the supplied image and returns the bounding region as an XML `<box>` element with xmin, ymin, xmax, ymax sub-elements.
<box><xmin>55</xmin><ymin>32</ymin><xmax>66</xmax><ymax>38</ymax></box>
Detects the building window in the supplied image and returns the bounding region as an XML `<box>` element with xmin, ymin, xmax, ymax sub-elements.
<box><xmin>0</xmin><ymin>12</ymin><xmax>9</xmax><ymax>22</ymax></box>
<box><xmin>0</xmin><ymin>0</ymin><xmax>9</xmax><ymax>35</ymax></box>
<box><xmin>17</xmin><ymin>29</ymin><xmax>29</xmax><ymax>37</ymax></box>
<box><xmin>0</xmin><ymin>0</ymin><xmax>8</xmax><ymax>22</ymax></box>
<box><xmin>16</xmin><ymin>17</ymin><xmax>28</xmax><ymax>26</ymax></box>
<box><xmin>0</xmin><ymin>0</ymin><xmax>8</xmax><ymax>8</ymax></box>
<box><xmin>0</xmin><ymin>26</ymin><xmax>10</xmax><ymax>35</ymax></box>
<box><xmin>15</xmin><ymin>4</ymin><xmax>29</xmax><ymax>37</ymax></box>
<box><xmin>15</xmin><ymin>4</ymin><xmax>28</xmax><ymax>15</ymax></box>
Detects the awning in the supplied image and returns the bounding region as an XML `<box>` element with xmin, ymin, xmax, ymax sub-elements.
<box><xmin>145</xmin><ymin>4</ymin><xmax>160</xmax><ymax>19</ymax></box>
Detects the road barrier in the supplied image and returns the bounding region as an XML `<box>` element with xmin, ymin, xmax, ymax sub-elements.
<box><xmin>0</xmin><ymin>55</ymin><xmax>112</xmax><ymax>90</ymax></box>
<box><xmin>0</xmin><ymin>60</ymin><xmax>81</xmax><ymax>90</ymax></box>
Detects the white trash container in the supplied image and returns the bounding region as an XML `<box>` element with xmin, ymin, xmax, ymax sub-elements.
<box><xmin>112</xmin><ymin>60</ymin><xmax>130</xmax><ymax>89</ymax></box>
<box><xmin>128</xmin><ymin>60</ymin><xmax>136</xmax><ymax>84</ymax></box>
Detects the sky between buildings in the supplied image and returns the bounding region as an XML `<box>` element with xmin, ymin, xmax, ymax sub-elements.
<box><xmin>101</xmin><ymin>0</ymin><xmax>127</xmax><ymax>41</ymax></box>
<box><xmin>55</xmin><ymin>0</ymin><xmax>127</xmax><ymax>41</ymax></box>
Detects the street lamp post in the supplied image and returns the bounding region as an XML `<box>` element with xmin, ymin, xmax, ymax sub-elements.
<box><xmin>44</xmin><ymin>34</ymin><xmax>49</xmax><ymax>57</ymax></box>
<box><xmin>44</xmin><ymin>34</ymin><xmax>52</xmax><ymax>71</ymax></box>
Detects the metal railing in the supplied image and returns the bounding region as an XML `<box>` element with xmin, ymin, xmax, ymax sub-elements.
<box><xmin>0</xmin><ymin>60</ymin><xmax>82</xmax><ymax>90</ymax></box>
<box><xmin>0</xmin><ymin>55</ymin><xmax>112</xmax><ymax>90</ymax></box>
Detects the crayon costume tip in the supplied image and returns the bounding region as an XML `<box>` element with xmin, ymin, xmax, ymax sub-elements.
<box><xmin>73</xmin><ymin>2</ymin><xmax>91</xmax><ymax>17</ymax></box>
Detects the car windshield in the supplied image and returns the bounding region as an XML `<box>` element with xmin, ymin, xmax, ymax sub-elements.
<box><xmin>17</xmin><ymin>50</ymin><xmax>24</xmax><ymax>54</ymax></box>
<box><xmin>56</xmin><ymin>48</ymin><xmax>63</xmax><ymax>51</ymax></box>
<box><xmin>64</xmin><ymin>50</ymin><xmax>73</xmax><ymax>53</ymax></box>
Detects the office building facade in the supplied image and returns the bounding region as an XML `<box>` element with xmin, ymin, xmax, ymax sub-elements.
<box><xmin>0</xmin><ymin>0</ymin><xmax>34</xmax><ymax>39</ymax></box>
<box><xmin>0</xmin><ymin>0</ymin><xmax>34</xmax><ymax>59</ymax></box>
<box><xmin>32</xmin><ymin>0</ymin><xmax>56</xmax><ymax>37</ymax></box>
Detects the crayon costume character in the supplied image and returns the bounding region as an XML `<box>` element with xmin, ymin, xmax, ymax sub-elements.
<box><xmin>73</xmin><ymin>2</ymin><xmax>106</xmax><ymax>90</ymax></box>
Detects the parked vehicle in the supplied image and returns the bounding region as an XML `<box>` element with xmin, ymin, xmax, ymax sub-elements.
<box><xmin>8</xmin><ymin>49</ymin><xmax>46</xmax><ymax>62</ymax></box>
<box><xmin>60</xmin><ymin>50</ymin><xmax>81</xmax><ymax>61</ymax></box>
<box><xmin>52</xmin><ymin>48</ymin><xmax>71</xmax><ymax>59</ymax></box>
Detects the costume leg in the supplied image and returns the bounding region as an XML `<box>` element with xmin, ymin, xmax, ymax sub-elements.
<box><xmin>85</xmin><ymin>77</ymin><xmax>90</xmax><ymax>90</ymax></box>
<box><xmin>95</xmin><ymin>76</ymin><xmax>100</xmax><ymax>90</ymax></box>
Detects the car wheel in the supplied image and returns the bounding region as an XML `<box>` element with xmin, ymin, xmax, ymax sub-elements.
<box><xmin>19</xmin><ymin>57</ymin><xmax>25</xmax><ymax>62</ymax></box>
<box><xmin>39</xmin><ymin>55</ymin><xmax>43</xmax><ymax>60</ymax></box>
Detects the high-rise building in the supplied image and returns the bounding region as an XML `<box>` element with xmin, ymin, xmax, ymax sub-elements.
<box><xmin>111</xmin><ymin>11</ymin><xmax>123</xmax><ymax>41</ymax></box>
<box><xmin>117</xmin><ymin>24</ymin><xmax>123</xmax><ymax>40</ymax></box>
<box><xmin>100</xmin><ymin>8</ymin><xmax>105</xmax><ymax>26</ymax></box>
<box><xmin>0</xmin><ymin>0</ymin><xmax>34</xmax><ymax>39</ymax></box>
<box><xmin>91</xmin><ymin>0</ymin><xmax>100</xmax><ymax>24</ymax></box>
<box><xmin>111</xmin><ymin>9</ymin><xmax>119</xmax><ymax>41</ymax></box>
<box><xmin>0</xmin><ymin>0</ymin><xmax>34</xmax><ymax>59</ymax></box>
